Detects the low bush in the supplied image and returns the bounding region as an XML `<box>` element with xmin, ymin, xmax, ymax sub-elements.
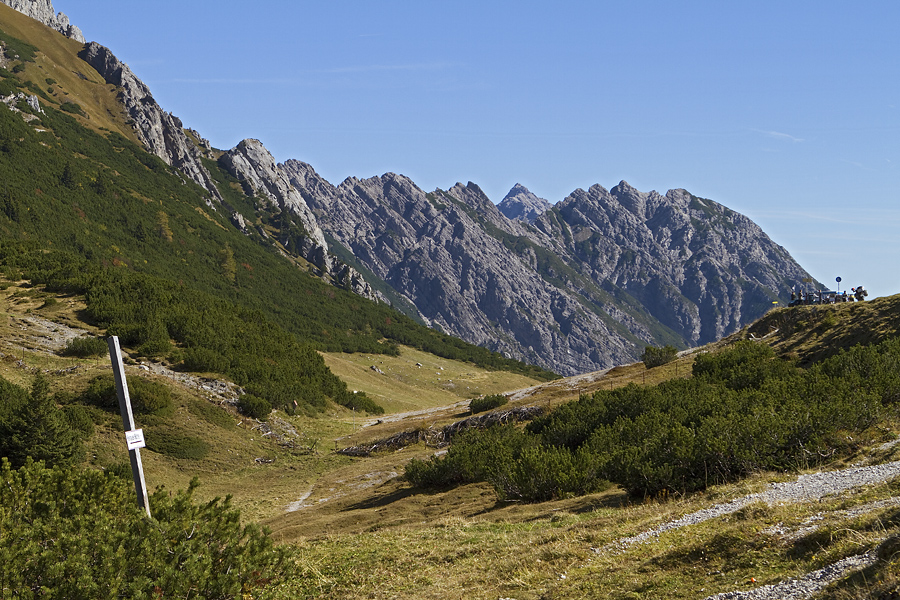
<box><xmin>641</xmin><ymin>344</ymin><xmax>678</xmax><ymax>368</ymax></box>
<box><xmin>61</xmin><ymin>335</ymin><xmax>108</xmax><ymax>358</ymax></box>
<box><xmin>79</xmin><ymin>374</ymin><xmax>174</xmax><ymax>416</ymax></box>
<box><xmin>342</xmin><ymin>390</ymin><xmax>385</xmax><ymax>415</ymax></box>
<box><xmin>470</xmin><ymin>393</ymin><xmax>508</xmax><ymax>414</ymax></box>
<box><xmin>59</xmin><ymin>101</ymin><xmax>85</xmax><ymax>116</ymax></box>
<box><xmin>182</xmin><ymin>346</ymin><xmax>230</xmax><ymax>374</ymax></box>
<box><xmin>0</xmin><ymin>459</ymin><xmax>294</xmax><ymax>597</ymax></box>
<box><xmin>145</xmin><ymin>429</ymin><xmax>210</xmax><ymax>460</ymax></box>
<box><xmin>237</xmin><ymin>393</ymin><xmax>271</xmax><ymax>419</ymax></box>
<box><xmin>408</xmin><ymin>337</ymin><xmax>900</xmax><ymax>500</ymax></box>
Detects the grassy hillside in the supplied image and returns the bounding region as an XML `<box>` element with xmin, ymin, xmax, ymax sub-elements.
<box><xmin>1</xmin><ymin>267</ymin><xmax>899</xmax><ymax>597</ymax></box>
<box><xmin>262</xmin><ymin>298</ymin><xmax>900</xmax><ymax>599</ymax></box>
<box><xmin>0</xmin><ymin>3</ymin><xmax>136</xmax><ymax>140</ymax></box>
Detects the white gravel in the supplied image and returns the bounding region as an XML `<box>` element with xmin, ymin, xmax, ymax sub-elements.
<box><xmin>703</xmin><ymin>552</ymin><xmax>877</xmax><ymax>600</ymax></box>
<box><xmin>601</xmin><ymin>459</ymin><xmax>900</xmax><ymax>552</ymax></box>
<box><xmin>593</xmin><ymin>449</ymin><xmax>900</xmax><ymax>600</ymax></box>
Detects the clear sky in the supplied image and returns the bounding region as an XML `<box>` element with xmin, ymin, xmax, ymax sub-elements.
<box><xmin>57</xmin><ymin>1</ymin><xmax>900</xmax><ymax>298</ymax></box>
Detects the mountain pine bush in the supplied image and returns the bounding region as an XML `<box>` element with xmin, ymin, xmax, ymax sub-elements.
<box><xmin>407</xmin><ymin>338</ymin><xmax>900</xmax><ymax>499</ymax></box>
<box><xmin>0</xmin><ymin>459</ymin><xmax>294</xmax><ymax>598</ymax></box>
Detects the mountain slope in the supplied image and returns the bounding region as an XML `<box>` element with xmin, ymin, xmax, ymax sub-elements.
<box><xmin>0</xmin><ymin>7</ymin><xmax>557</xmax><ymax>421</ymax></box>
<box><xmin>2</xmin><ymin>0</ymin><xmax>818</xmax><ymax>378</ymax></box>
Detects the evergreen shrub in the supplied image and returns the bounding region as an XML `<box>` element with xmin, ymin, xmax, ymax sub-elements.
<box><xmin>641</xmin><ymin>344</ymin><xmax>678</xmax><ymax>368</ymax></box>
<box><xmin>238</xmin><ymin>393</ymin><xmax>271</xmax><ymax>419</ymax></box>
<box><xmin>470</xmin><ymin>393</ymin><xmax>508</xmax><ymax>414</ymax></box>
<box><xmin>61</xmin><ymin>335</ymin><xmax>108</xmax><ymax>358</ymax></box>
<box><xmin>407</xmin><ymin>337</ymin><xmax>900</xmax><ymax>500</ymax></box>
<box><xmin>0</xmin><ymin>460</ymin><xmax>294</xmax><ymax>597</ymax></box>
<box><xmin>145</xmin><ymin>429</ymin><xmax>210</xmax><ymax>460</ymax></box>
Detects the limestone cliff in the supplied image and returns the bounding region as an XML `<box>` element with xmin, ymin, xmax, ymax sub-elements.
<box><xmin>220</xmin><ymin>142</ymin><xmax>377</xmax><ymax>300</ymax></box>
<box><xmin>289</xmin><ymin>168</ymin><xmax>814</xmax><ymax>376</ymax></box>
<box><xmin>0</xmin><ymin>0</ymin><xmax>83</xmax><ymax>42</ymax></box>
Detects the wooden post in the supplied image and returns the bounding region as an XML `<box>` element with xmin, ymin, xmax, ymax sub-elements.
<box><xmin>107</xmin><ymin>336</ymin><xmax>151</xmax><ymax>518</ymax></box>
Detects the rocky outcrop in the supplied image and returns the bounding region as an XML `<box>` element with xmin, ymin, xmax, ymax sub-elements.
<box><xmin>221</xmin><ymin>142</ymin><xmax>377</xmax><ymax>301</ymax></box>
<box><xmin>219</xmin><ymin>140</ymin><xmax>329</xmax><ymax>269</ymax></box>
<box><xmin>498</xmin><ymin>183</ymin><xmax>551</xmax><ymax>222</ymax></box>
<box><xmin>1</xmin><ymin>91</ymin><xmax>42</xmax><ymax>115</ymax></box>
<box><xmin>77</xmin><ymin>42</ymin><xmax>222</xmax><ymax>203</ymax></box>
<box><xmin>0</xmin><ymin>0</ymin><xmax>84</xmax><ymax>42</ymax></box>
<box><xmin>297</xmin><ymin>175</ymin><xmax>814</xmax><ymax>376</ymax></box>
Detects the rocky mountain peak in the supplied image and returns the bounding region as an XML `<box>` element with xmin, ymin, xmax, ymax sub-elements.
<box><xmin>497</xmin><ymin>183</ymin><xmax>552</xmax><ymax>222</ymax></box>
<box><xmin>1</xmin><ymin>0</ymin><xmax>84</xmax><ymax>42</ymax></box>
<box><xmin>219</xmin><ymin>139</ymin><xmax>328</xmax><ymax>254</ymax></box>
<box><xmin>610</xmin><ymin>180</ymin><xmax>653</xmax><ymax>221</ymax></box>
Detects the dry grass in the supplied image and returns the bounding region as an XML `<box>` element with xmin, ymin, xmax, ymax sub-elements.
<box><xmin>0</xmin><ymin>4</ymin><xmax>139</xmax><ymax>143</ymax></box>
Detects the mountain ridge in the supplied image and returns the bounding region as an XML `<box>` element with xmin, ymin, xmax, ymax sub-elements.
<box><xmin>0</xmin><ymin>0</ymin><xmax>818</xmax><ymax>376</ymax></box>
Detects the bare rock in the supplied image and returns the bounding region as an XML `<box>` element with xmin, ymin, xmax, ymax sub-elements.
<box><xmin>1</xmin><ymin>0</ymin><xmax>84</xmax><ymax>42</ymax></box>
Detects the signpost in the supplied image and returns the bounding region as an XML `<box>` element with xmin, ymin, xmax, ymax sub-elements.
<box><xmin>836</xmin><ymin>276</ymin><xmax>842</xmax><ymax>294</ymax></box>
<box><xmin>107</xmin><ymin>336</ymin><xmax>151</xmax><ymax>518</ymax></box>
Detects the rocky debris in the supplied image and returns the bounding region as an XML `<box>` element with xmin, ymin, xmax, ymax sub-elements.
<box><xmin>0</xmin><ymin>92</ymin><xmax>44</xmax><ymax>123</ymax></box>
<box><xmin>77</xmin><ymin>42</ymin><xmax>222</xmax><ymax>204</ymax></box>
<box><xmin>498</xmin><ymin>183</ymin><xmax>552</xmax><ymax>222</ymax></box>
<box><xmin>0</xmin><ymin>0</ymin><xmax>84</xmax><ymax>42</ymax></box>
<box><xmin>337</xmin><ymin>405</ymin><xmax>545</xmax><ymax>457</ymax></box>
<box><xmin>704</xmin><ymin>553</ymin><xmax>877</xmax><ymax>600</ymax></box>
<box><xmin>249</xmin><ymin>414</ymin><xmax>318</xmax><ymax>453</ymax></box>
<box><xmin>139</xmin><ymin>361</ymin><xmax>243</xmax><ymax>406</ymax></box>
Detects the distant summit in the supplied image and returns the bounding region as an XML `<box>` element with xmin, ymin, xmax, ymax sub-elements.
<box><xmin>498</xmin><ymin>184</ymin><xmax>552</xmax><ymax>222</ymax></box>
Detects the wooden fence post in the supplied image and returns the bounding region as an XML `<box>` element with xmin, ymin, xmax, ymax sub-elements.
<box><xmin>107</xmin><ymin>336</ymin><xmax>151</xmax><ymax>518</ymax></box>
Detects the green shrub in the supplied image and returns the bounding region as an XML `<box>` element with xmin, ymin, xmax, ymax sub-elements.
<box><xmin>641</xmin><ymin>344</ymin><xmax>678</xmax><ymax>368</ymax></box>
<box><xmin>410</xmin><ymin>337</ymin><xmax>900</xmax><ymax>500</ymax></box>
<box><xmin>59</xmin><ymin>101</ymin><xmax>85</xmax><ymax>116</ymax></box>
<box><xmin>79</xmin><ymin>374</ymin><xmax>173</xmax><ymax>416</ymax></box>
<box><xmin>237</xmin><ymin>393</ymin><xmax>271</xmax><ymax>419</ymax></box>
<box><xmin>0</xmin><ymin>374</ymin><xmax>82</xmax><ymax>468</ymax></box>
<box><xmin>0</xmin><ymin>459</ymin><xmax>294</xmax><ymax>597</ymax></box>
<box><xmin>342</xmin><ymin>390</ymin><xmax>385</xmax><ymax>415</ymax></box>
<box><xmin>61</xmin><ymin>335</ymin><xmax>108</xmax><ymax>358</ymax></box>
<box><xmin>62</xmin><ymin>404</ymin><xmax>95</xmax><ymax>438</ymax></box>
<box><xmin>470</xmin><ymin>393</ymin><xmax>508</xmax><ymax>414</ymax></box>
<box><xmin>182</xmin><ymin>346</ymin><xmax>230</xmax><ymax>374</ymax></box>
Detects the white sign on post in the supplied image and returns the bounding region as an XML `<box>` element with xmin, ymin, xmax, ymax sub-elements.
<box><xmin>125</xmin><ymin>429</ymin><xmax>146</xmax><ymax>451</ymax></box>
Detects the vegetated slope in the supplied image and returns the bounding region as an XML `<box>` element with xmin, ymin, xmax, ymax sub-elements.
<box><xmin>262</xmin><ymin>297</ymin><xmax>900</xmax><ymax>599</ymax></box>
<box><xmin>740</xmin><ymin>293</ymin><xmax>900</xmax><ymax>365</ymax></box>
<box><xmin>0</xmin><ymin>15</ymin><xmax>555</xmax><ymax>419</ymax></box>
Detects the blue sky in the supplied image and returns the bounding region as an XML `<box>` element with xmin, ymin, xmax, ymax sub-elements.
<box><xmin>59</xmin><ymin>1</ymin><xmax>900</xmax><ymax>298</ymax></box>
